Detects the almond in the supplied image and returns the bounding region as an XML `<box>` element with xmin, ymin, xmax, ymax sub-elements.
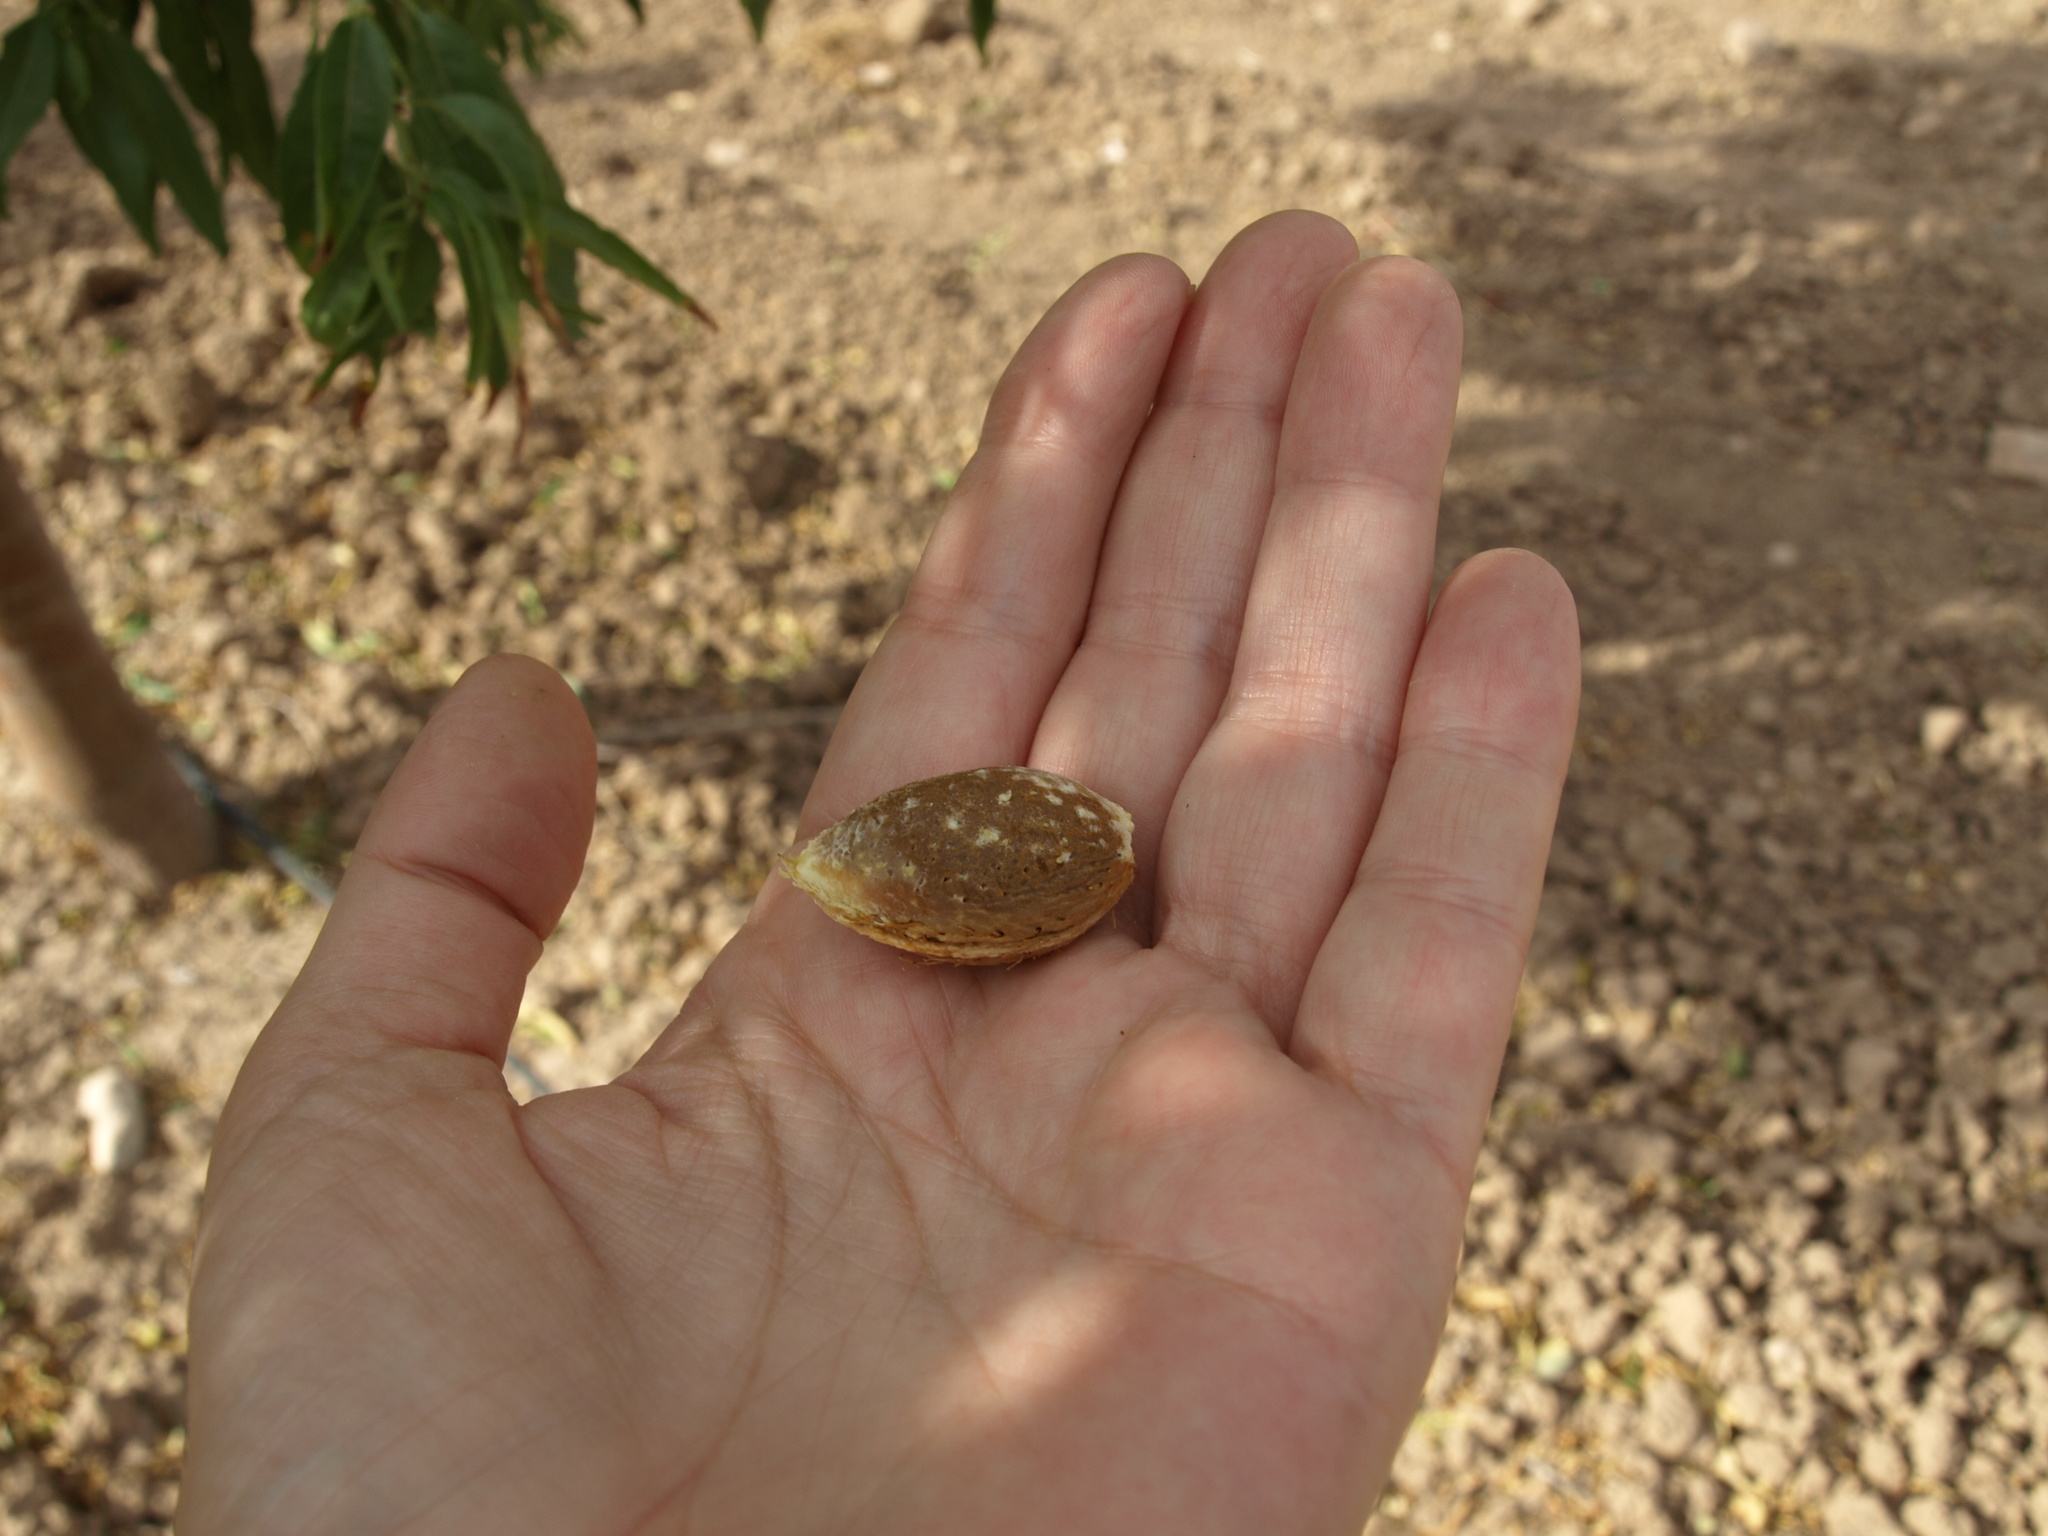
<box><xmin>783</xmin><ymin>766</ymin><xmax>1135</xmax><ymax>964</ymax></box>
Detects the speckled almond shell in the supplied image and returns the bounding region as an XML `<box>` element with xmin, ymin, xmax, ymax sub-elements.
<box><xmin>783</xmin><ymin>766</ymin><xmax>1136</xmax><ymax>964</ymax></box>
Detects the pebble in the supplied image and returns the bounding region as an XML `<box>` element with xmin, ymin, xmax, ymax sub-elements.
<box><xmin>1722</xmin><ymin>18</ymin><xmax>1783</xmax><ymax>67</ymax></box>
<box><xmin>1986</xmin><ymin>423</ymin><xmax>2048</xmax><ymax>486</ymax></box>
<box><xmin>1532</xmin><ymin>1337</ymin><xmax>1576</xmax><ymax>1381</ymax></box>
<box><xmin>1860</xmin><ymin>1429</ymin><xmax>1911</xmax><ymax>1496</ymax></box>
<box><xmin>1500</xmin><ymin>0</ymin><xmax>1558</xmax><ymax>25</ymax></box>
<box><xmin>1650</xmin><ymin>1281</ymin><xmax>1719</xmax><ymax>1365</ymax></box>
<box><xmin>1637</xmin><ymin>1373</ymin><xmax>1703</xmax><ymax>1460</ymax></box>
<box><xmin>1824</xmin><ymin>1482</ymin><xmax>1909</xmax><ymax>1536</ymax></box>
<box><xmin>1899</xmin><ymin>1497</ymin><xmax>1977</xmax><ymax>1536</ymax></box>
<box><xmin>882</xmin><ymin>0</ymin><xmax>964</xmax><ymax>46</ymax></box>
<box><xmin>75</xmin><ymin>1066</ymin><xmax>147</xmax><ymax>1173</ymax></box>
<box><xmin>141</xmin><ymin>360</ymin><xmax>221</xmax><ymax>449</ymax></box>
<box><xmin>1921</xmin><ymin>705</ymin><xmax>1971</xmax><ymax>758</ymax></box>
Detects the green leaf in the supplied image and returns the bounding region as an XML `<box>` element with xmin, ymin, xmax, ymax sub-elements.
<box><xmin>53</xmin><ymin>32</ymin><xmax>160</xmax><ymax>251</ymax></box>
<box><xmin>351</xmin><ymin>161</ymin><xmax>441</xmax><ymax>336</ymax></box>
<box><xmin>0</xmin><ymin>16</ymin><xmax>58</xmax><ymax>219</ymax></box>
<box><xmin>537</xmin><ymin>233</ymin><xmax>592</xmax><ymax>341</ymax></box>
<box><xmin>969</xmin><ymin>0</ymin><xmax>996</xmax><ymax>61</ymax></box>
<box><xmin>315</xmin><ymin>14</ymin><xmax>395</xmax><ymax>250</ymax></box>
<box><xmin>541</xmin><ymin>202</ymin><xmax>709</xmax><ymax>325</ymax></box>
<box><xmin>150</xmin><ymin>3</ymin><xmax>226</xmax><ymax>137</ymax></box>
<box><xmin>403</xmin><ymin>8</ymin><xmax>525</xmax><ymax>107</ymax></box>
<box><xmin>294</xmin><ymin>157</ymin><xmax>436</xmax><ymax>390</ymax></box>
<box><xmin>276</xmin><ymin>40</ymin><xmax>319</xmax><ymax>263</ymax></box>
<box><xmin>737</xmin><ymin>0</ymin><xmax>770</xmax><ymax>41</ymax></box>
<box><xmin>153</xmin><ymin>0</ymin><xmax>278</xmax><ymax>193</ymax></box>
<box><xmin>76</xmin><ymin>17</ymin><xmax>227</xmax><ymax>252</ymax></box>
<box><xmin>426</xmin><ymin>173</ymin><xmax>524</xmax><ymax>392</ymax></box>
<box><xmin>365</xmin><ymin>205</ymin><xmax>441</xmax><ymax>334</ymax></box>
<box><xmin>417</xmin><ymin>93</ymin><xmax>550</xmax><ymax>227</ymax></box>
<box><xmin>300</xmin><ymin>230</ymin><xmax>376</xmax><ymax>346</ymax></box>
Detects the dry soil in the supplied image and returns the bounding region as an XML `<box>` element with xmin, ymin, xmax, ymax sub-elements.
<box><xmin>3</xmin><ymin>0</ymin><xmax>2048</xmax><ymax>1531</ymax></box>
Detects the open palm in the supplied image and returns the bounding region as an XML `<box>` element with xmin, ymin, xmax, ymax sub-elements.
<box><xmin>182</xmin><ymin>213</ymin><xmax>1579</xmax><ymax>1535</ymax></box>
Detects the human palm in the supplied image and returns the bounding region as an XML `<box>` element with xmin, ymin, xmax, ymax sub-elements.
<box><xmin>182</xmin><ymin>213</ymin><xmax>1579</xmax><ymax>1535</ymax></box>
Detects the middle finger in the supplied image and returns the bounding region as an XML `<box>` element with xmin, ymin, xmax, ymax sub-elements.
<box><xmin>1029</xmin><ymin>211</ymin><xmax>1358</xmax><ymax>938</ymax></box>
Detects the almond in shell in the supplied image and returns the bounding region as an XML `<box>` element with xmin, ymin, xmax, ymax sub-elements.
<box><xmin>783</xmin><ymin>766</ymin><xmax>1135</xmax><ymax>964</ymax></box>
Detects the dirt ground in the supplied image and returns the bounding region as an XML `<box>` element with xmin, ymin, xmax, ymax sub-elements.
<box><xmin>2</xmin><ymin>0</ymin><xmax>2047</xmax><ymax>1529</ymax></box>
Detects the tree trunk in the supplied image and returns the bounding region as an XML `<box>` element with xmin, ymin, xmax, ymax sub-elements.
<box><xmin>0</xmin><ymin>440</ymin><xmax>218</xmax><ymax>893</ymax></box>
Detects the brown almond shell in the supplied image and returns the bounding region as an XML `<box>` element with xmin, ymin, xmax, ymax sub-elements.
<box><xmin>783</xmin><ymin>766</ymin><xmax>1135</xmax><ymax>964</ymax></box>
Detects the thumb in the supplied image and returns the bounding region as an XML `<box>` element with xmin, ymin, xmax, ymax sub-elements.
<box><xmin>224</xmin><ymin>654</ymin><xmax>595</xmax><ymax>1124</ymax></box>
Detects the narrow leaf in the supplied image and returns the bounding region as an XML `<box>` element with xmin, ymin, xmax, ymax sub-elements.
<box><xmin>426</xmin><ymin>176</ymin><xmax>523</xmax><ymax>392</ymax></box>
<box><xmin>970</xmin><ymin>0</ymin><xmax>995</xmax><ymax>61</ymax></box>
<box><xmin>0</xmin><ymin>16</ymin><xmax>58</xmax><ymax>218</ymax></box>
<box><xmin>365</xmin><ymin>206</ymin><xmax>441</xmax><ymax>334</ymax></box>
<box><xmin>301</xmin><ymin>235</ymin><xmax>376</xmax><ymax>346</ymax></box>
<box><xmin>315</xmin><ymin>14</ymin><xmax>395</xmax><ymax>248</ymax></box>
<box><xmin>153</xmin><ymin>0</ymin><xmax>277</xmax><ymax>193</ymax></box>
<box><xmin>151</xmin><ymin>2</ymin><xmax>227</xmax><ymax>132</ymax></box>
<box><xmin>53</xmin><ymin>33</ymin><xmax>160</xmax><ymax>251</ymax></box>
<box><xmin>738</xmin><ymin>0</ymin><xmax>770</xmax><ymax>41</ymax></box>
<box><xmin>277</xmin><ymin>42</ymin><xmax>321</xmax><ymax>263</ymax></box>
<box><xmin>418</xmin><ymin>93</ymin><xmax>551</xmax><ymax>227</ymax></box>
<box><xmin>405</xmin><ymin>9</ymin><xmax>523</xmax><ymax>108</ymax></box>
<box><xmin>539</xmin><ymin>235</ymin><xmax>592</xmax><ymax>341</ymax></box>
<box><xmin>79</xmin><ymin>19</ymin><xmax>227</xmax><ymax>252</ymax></box>
<box><xmin>542</xmin><ymin>202</ymin><xmax>711</xmax><ymax>326</ymax></box>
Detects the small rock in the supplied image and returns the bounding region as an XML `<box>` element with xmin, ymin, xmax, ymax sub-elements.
<box><xmin>1592</xmin><ymin>1124</ymin><xmax>1682</xmax><ymax>1185</ymax></box>
<box><xmin>1651</xmin><ymin>1282</ymin><xmax>1720</xmax><ymax>1365</ymax></box>
<box><xmin>1737</xmin><ymin>1433</ymin><xmax>1794</xmax><ymax>1485</ymax></box>
<box><xmin>1900</xmin><ymin>1497</ymin><xmax>1978</xmax><ymax>1536</ymax></box>
<box><xmin>1532</xmin><ymin>1337</ymin><xmax>1576</xmax><ymax>1382</ymax></box>
<box><xmin>1638</xmin><ymin>1374</ymin><xmax>1703</xmax><ymax>1460</ymax></box>
<box><xmin>1904</xmin><ymin>1405</ymin><xmax>1959</xmax><ymax>1483</ymax></box>
<box><xmin>1859</xmin><ymin>1429</ymin><xmax>1910</xmax><ymax>1497</ymax></box>
<box><xmin>1841</xmin><ymin>1036</ymin><xmax>1902</xmax><ymax>1107</ymax></box>
<box><xmin>1987</xmin><ymin>423</ymin><xmax>2048</xmax><ymax>486</ymax></box>
<box><xmin>2006</xmin><ymin>1313</ymin><xmax>2048</xmax><ymax>1369</ymax></box>
<box><xmin>854</xmin><ymin>60</ymin><xmax>897</xmax><ymax>90</ymax></box>
<box><xmin>1921</xmin><ymin>705</ymin><xmax>1971</xmax><ymax>758</ymax></box>
<box><xmin>1719</xmin><ymin>1378</ymin><xmax>1782</xmax><ymax>1433</ymax></box>
<box><xmin>76</xmin><ymin>1066</ymin><xmax>148</xmax><ymax>1173</ymax></box>
<box><xmin>882</xmin><ymin>0</ymin><xmax>967</xmax><ymax>46</ymax></box>
<box><xmin>1825</xmin><ymin>1482</ymin><xmax>1908</xmax><ymax>1536</ymax></box>
<box><xmin>1974</xmin><ymin>937</ymin><xmax>2040</xmax><ymax>988</ymax></box>
<box><xmin>1501</xmin><ymin>0</ymin><xmax>1558</xmax><ymax>24</ymax></box>
<box><xmin>1722</xmin><ymin>18</ymin><xmax>1783</xmax><ymax>67</ymax></box>
<box><xmin>141</xmin><ymin>360</ymin><xmax>221</xmax><ymax>448</ymax></box>
<box><xmin>1599</xmin><ymin>1475</ymin><xmax>1677</xmax><ymax>1536</ymax></box>
<box><xmin>2002</xmin><ymin>984</ymin><xmax>2048</xmax><ymax>1029</ymax></box>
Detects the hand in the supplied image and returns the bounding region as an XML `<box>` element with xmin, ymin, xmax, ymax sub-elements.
<box><xmin>182</xmin><ymin>212</ymin><xmax>1579</xmax><ymax>1535</ymax></box>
